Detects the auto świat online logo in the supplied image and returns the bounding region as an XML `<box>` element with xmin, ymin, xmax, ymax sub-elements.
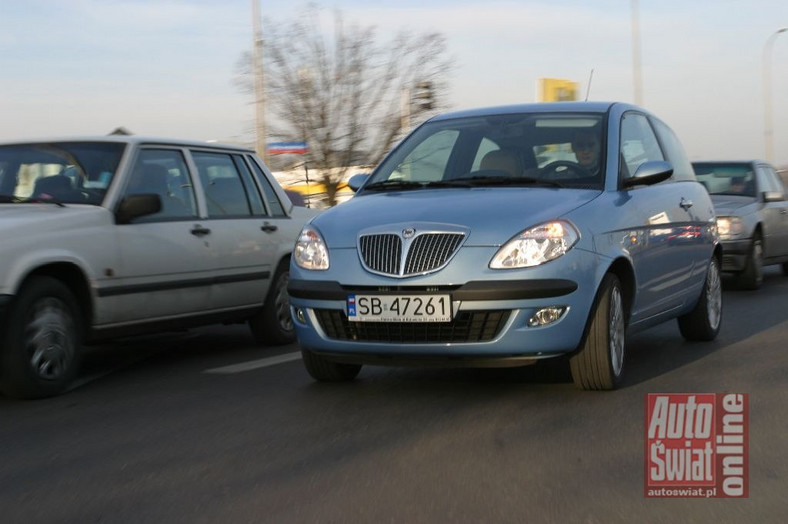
<box><xmin>645</xmin><ymin>393</ymin><xmax>748</xmax><ymax>498</ymax></box>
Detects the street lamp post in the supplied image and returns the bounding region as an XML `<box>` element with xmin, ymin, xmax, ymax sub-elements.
<box><xmin>252</xmin><ymin>0</ymin><xmax>267</xmax><ymax>164</ymax></box>
<box><xmin>631</xmin><ymin>0</ymin><xmax>643</xmax><ymax>106</ymax></box>
<box><xmin>763</xmin><ymin>27</ymin><xmax>787</xmax><ymax>163</ymax></box>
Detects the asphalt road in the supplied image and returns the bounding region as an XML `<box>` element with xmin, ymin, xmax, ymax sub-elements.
<box><xmin>1</xmin><ymin>268</ymin><xmax>786</xmax><ymax>523</ymax></box>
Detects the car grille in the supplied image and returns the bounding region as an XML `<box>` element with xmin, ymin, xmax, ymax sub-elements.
<box><xmin>359</xmin><ymin>232</ymin><xmax>465</xmax><ymax>277</ymax></box>
<box><xmin>313</xmin><ymin>309</ymin><xmax>511</xmax><ymax>343</ymax></box>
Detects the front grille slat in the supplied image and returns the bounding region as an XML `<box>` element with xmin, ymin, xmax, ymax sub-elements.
<box><xmin>314</xmin><ymin>309</ymin><xmax>510</xmax><ymax>343</ymax></box>
<box><xmin>361</xmin><ymin>232</ymin><xmax>464</xmax><ymax>277</ymax></box>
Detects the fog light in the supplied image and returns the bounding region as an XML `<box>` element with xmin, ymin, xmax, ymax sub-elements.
<box><xmin>295</xmin><ymin>307</ymin><xmax>307</xmax><ymax>324</ymax></box>
<box><xmin>528</xmin><ymin>306</ymin><xmax>568</xmax><ymax>327</ymax></box>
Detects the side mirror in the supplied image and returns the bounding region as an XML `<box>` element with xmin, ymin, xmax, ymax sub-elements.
<box><xmin>348</xmin><ymin>173</ymin><xmax>370</xmax><ymax>192</ymax></box>
<box><xmin>623</xmin><ymin>160</ymin><xmax>674</xmax><ymax>188</ymax></box>
<box><xmin>762</xmin><ymin>191</ymin><xmax>785</xmax><ymax>202</ymax></box>
<box><xmin>284</xmin><ymin>189</ymin><xmax>307</xmax><ymax>207</ymax></box>
<box><xmin>116</xmin><ymin>194</ymin><xmax>162</xmax><ymax>224</ymax></box>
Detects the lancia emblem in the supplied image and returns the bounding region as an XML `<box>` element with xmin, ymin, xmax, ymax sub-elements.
<box><xmin>402</xmin><ymin>227</ymin><xmax>416</xmax><ymax>239</ymax></box>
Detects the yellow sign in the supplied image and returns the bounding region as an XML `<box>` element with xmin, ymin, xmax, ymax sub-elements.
<box><xmin>286</xmin><ymin>182</ymin><xmax>350</xmax><ymax>196</ymax></box>
<box><xmin>537</xmin><ymin>78</ymin><xmax>579</xmax><ymax>102</ymax></box>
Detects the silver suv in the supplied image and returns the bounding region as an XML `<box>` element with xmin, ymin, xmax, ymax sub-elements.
<box><xmin>0</xmin><ymin>136</ymin><xmax>318</xmax><ymax>398</ymax></box>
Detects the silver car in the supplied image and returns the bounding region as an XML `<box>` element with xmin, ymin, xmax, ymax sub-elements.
<box><xmin>693</xmin><ymin>160</ymin><xmax>788</xmax><ymax>289</ymax></box>
<box><xmin>0</xmin><ymin>136</ymin><xmax>318</xmax><ymax>398</ymax></box>
<box><xmin>289</xmin><ymin>102</ymin><xmax>722</xmax><ymax>390</ymax></box>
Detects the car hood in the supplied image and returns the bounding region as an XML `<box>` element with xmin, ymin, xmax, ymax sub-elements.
<box><xmin>312</xmin><ymin>187</ymin><xmax>601</xmax><ymax>247</ymax></box>
<box><xmin>710</xmin><ymin>195</ymin><xmax>757</xmax><ymax>215</ymax></box>
<box><xmin>0</xmin><ymin>204</ymin><xmax>110</xmax><ymax>232</ymax></box>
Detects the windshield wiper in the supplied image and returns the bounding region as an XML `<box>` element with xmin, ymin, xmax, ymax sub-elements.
<box><xmin>438</xmin><ymin>175</ymin><xmax>563</xmax><ymax>188</ymax></box>
<box><xmin>363</xmin><ymin>180</ymin><xmax>426</xmax><ymax>192</ymax></box>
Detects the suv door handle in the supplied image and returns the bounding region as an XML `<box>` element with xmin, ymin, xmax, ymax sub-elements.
<box><xmin>261</xmin><ymin>222</ymin><xmax>278</xmax><ymax>233</ymax></box>
<box><xmin>191</xmin><ymin>225</ymin><xmax>211</xmax><ymax>236</ymax></box>
<box><xmin>679</xmin><ymin>198</ymin><xmax>693</xmax><ymax>210</ymax></box>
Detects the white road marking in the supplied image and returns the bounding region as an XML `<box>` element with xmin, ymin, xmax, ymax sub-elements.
<box><xmin>203</xmin><ymin>351</ymin><xmax>302</xmax><ymax>374</ymax></box>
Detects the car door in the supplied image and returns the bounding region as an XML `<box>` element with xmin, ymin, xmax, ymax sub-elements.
<box><xmin>618</xmin><ymin>112</ymin><xmax>696</xmax><ymax>321</ymax></box>
<box><xmin>110</xmin><ymin>146</ymin><xmax>211</xmax><ymax>323</ymax></box>
<box><xmin>188</xmin><ymin>149</ymin><xmax>284</xmax><ymax>310</ymax></box>
<box><xmin>757</xmin><ymin>164</ymin><xmax>788</xmax><ymax>259</ymax></box>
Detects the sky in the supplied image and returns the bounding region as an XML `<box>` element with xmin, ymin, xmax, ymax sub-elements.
<box><xmin>1</xmin><ymin>0</ymin><xmax>787</xmax><ymax>166</ymax></box>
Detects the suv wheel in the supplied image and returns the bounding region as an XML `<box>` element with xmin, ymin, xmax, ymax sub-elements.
<box><xmin>1</xmin><ymin>277</ymin><xmax>82</xmax><ymax>399</ymax></box>
<box><xmin>249</xmin><ymin>264</ymin><xmax>296</xmax><ymax>346</ymax></box>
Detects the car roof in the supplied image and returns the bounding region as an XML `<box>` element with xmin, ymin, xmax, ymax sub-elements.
<box><xmin>427</xmin><ymin>101</ymin><xmax>626</xmax><ymax>122</ymax></box>
<box><xmin>0</xmin><ymin>135</ymin><xmax>255</xmax><ymax>153</ymax></box>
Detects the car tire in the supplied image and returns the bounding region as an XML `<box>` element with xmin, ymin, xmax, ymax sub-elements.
<box><xmin>1</xmin><ymin>277</ymin><xmax>82</xmax><ymax>399</ymax></box>
<box><xmin>678</xmin><ymin>257</ymin><xmax>722</xmax><ymax>342</ymax></box>
<box><xmin>249</xmin><ymin>263</ymin><xmax>296</xmax><ymax>346</ymax></box>
<box><xmin>736</xmin><ymin>235</ymin><xmax>763</xmax><ymax>290</ymax></box>
<box><xmin>782</xmin><ymin>261</ymin><xmax>788</xmax><ymax>276</ymax></box>
<box><xmin>301</xmin><ymin>349</ymin><xmax>361</xmax><ymax>382</ymax></box>
<box><xmin>570</xmin><ymin>273</ymin><xmax>625</xmax><ymax>391</ymax></box>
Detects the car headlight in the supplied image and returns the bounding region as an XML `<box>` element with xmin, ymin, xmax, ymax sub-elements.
<box><xmin>716</xmin><ymin>216</ymin><xmax>744</xmax><ymax>239</ymax></box>
<box><xmin>490</xmin><ymin>220</ymin><xmax>579</xmax><ymax>269</ymax></box>
<box><xmin>294</xmin><ymin>226</ymin><xmax>329</xmax><ymax>270</ymax></box>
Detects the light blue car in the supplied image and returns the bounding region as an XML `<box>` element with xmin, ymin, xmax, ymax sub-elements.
<box><xmin>289</xmin><ymin>102</ymin><xmax>722</xmax><ymax>390</ymax></box>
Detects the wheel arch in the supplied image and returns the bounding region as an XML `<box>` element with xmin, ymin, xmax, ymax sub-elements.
<box><xmin>16</xmin><ymin>263</ymin><xmax>93</xmax><ymax>337</ymax></box>
<box><xmin>605</xmin><ymin>257</ymin><xmax>635</xmax><ymax>324</ymax></box>
<box><xmin>752</xmin><ymin>222</ymin><xmax>763</xmax><ymax>249</ymax></box>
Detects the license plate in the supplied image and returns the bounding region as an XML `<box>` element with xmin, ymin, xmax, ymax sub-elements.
<box><xmin>347</xmin><ymin>294</ymin><xmax>452</xmax><ymax>322</ymax></box>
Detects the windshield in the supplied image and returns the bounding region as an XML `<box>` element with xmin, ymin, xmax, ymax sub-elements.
<box><xmin>0</xmin><ymin>142</ymin><xmax>126</xmax><ymax>205</ymax></box>
<box><xmin>693</xmin><ymin>163</ymin><xmax>756</xmax><ymax>197</ymax></box>
<box><xmin>366</xmin><ymin>112</ymin><xmax>606</xmax><ymax>191</ymax></box>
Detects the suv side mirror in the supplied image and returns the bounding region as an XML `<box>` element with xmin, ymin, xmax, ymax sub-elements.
<box><xmin>623</xmin><ymin>160</ymin><xmax>674</xmax><ymax>188</ymax></box>
<box><xmin>116</xmin><ymin>194</ymin><xmax>162</xmax><ymax>224</ymax></box>
<box><xmin>762</xmin><ymin>191</ymin><xmax>785</xmax><ymax>202</ymax></box>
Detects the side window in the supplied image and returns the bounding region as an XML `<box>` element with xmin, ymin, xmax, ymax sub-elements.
<box><xmin>232</xmin><ymin>155</ymin><xmax>266</xmax><ymax>215</ymax></box>
<box><xmin>651</xmin><ymin>118</ymin><xmax>693</xmax><ymax>181</ymax></box>
<box><xmin>246</xmin><ymin>156</ymin><xmax>286</xmax><ymax>217</ymax></box>
<box><xmin>620</xmin><ymin>112</ymin><xmax>664</xmax><ymax>181</ymax></box>
<box><xmin>470</xmin><ymin>138</ymin><xmax>501</xmax><ymax>171</ymax></box>
<box><xmin>191</xmin><ymin>151</ymin><xmax>252</xmax><ymax>217</ymax></box>
<box><xmin>124</xmin><ymin>149</ymin><xmax>198</xmax><ymax>222</ymax></box>
<box><xmin>759</xmin><ymin>166</ymin><xmax>785</xmax><ymax>196</ymax></box>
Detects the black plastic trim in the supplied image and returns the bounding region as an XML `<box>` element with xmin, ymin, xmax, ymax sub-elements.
<box><xmin>288</xmin><ymin>278</ymin><xmax>577</xmax><ymax>301</ymax></box>
<box><xmin>98</xmin><ymin>271</ymin><xmax>270</xmax><ymax>297</ymax></box>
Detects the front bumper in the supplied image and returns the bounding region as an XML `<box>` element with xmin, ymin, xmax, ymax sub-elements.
<box><xmin>288</xmin><ymin>248</ymin><xmax>603</xmax><ymax>363</ymax></box>
<box><xmin>720</xmin><ymin>238</ymin><xmax>751</xmax><ymax>272</ymax></box>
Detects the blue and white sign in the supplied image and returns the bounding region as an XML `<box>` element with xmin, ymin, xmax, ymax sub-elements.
<box><xmin>267</xmin><ymin>141</ymin><xmax>308</xmax><ymax>155</ymax></box>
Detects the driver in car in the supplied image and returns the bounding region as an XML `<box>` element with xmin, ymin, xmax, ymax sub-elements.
<box><xmin>571</xmin><ymin>129</ymin><xmax>601</xmax><ymax>175</ymax></box>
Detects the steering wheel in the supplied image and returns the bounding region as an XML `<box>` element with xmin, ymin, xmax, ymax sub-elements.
<box><xmin>538</xmin><ymin>160</ymin><xmax>591</xmax><ymax>179</ymax></box>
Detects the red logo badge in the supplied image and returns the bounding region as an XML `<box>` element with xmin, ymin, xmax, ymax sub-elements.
<box><xmin>645</xmin><ymin>393</ymin><xmax>748</xmax><ymax>498</ymax></box>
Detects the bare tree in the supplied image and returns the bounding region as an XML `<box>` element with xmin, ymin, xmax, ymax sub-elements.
<box><xmin>236</xmin><ymin>4</ymin><xmax>452</xmax><ymax>206</ymax></box>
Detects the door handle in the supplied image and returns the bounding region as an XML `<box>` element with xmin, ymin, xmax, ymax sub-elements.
<box><xmin>191</xmin><ymin>225</ymin><xmax>211</xmax><ymax>236</ymax></box>
<box><xmin>679</xmin><ymin>198</ymin><xmax>693</xmax><ymax>210</ymax></box>
<box><xmin>261</xmin><ymin>222</ymin><xmax>278</xmax><ymax>233</ymax></box>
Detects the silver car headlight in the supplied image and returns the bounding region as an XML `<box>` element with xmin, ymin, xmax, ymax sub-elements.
<box><xmin>490</xmin><ymin>220</ymin><xmax>579</xmax><ymax>269</ymax></box>
<box><xmin>716</xmin><ymin>216</ymin><xmax>744</xmax><ymax>240</ymax></box>
<box><xmin>294</xmin><ymin>226</ymin><xmax>329</xmax><ymax>270</ymax></box>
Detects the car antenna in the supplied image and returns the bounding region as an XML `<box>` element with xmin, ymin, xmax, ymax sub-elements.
<box><xmin>585</xmin><ymin>69</ymin><xmax>594</xmax><ymax>101</ymax></box>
